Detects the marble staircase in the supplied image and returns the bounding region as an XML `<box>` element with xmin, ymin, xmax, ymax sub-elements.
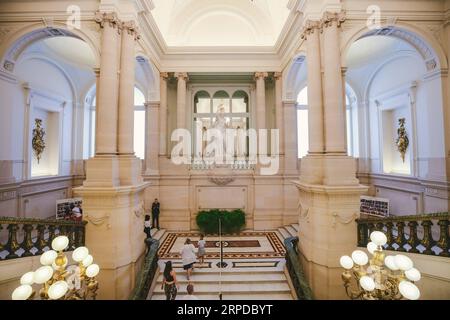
<box><xmin>150</xmin><ymin>265</ymin><xmax>293</xmax><ymax>300</ymax></box>
<box><xmin>276</xmin><ymin>223</ymin><xmax>299</xmax><ymax>241</ymax></box>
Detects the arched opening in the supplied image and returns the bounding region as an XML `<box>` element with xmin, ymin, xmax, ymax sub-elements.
<box><xmin>0</xmin><ymin>30</ymin><xmax>97</xmax><ymax>181</ymax></box>
<box><xmin>344</xmin><ymin>28</ymin><xmax>447</xmax><ymax>214</ymax></box>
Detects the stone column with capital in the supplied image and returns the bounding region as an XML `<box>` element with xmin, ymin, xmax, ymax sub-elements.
<box><xmin>145</xmin><ymin>101</ymin><xmax>160</xmax><ymax>175</ymax></box>
<box><xmin>176</xmin><ymin>72</ymin><xmax>189</xmax><ymax>130</ymax></box>
<box><xmin>274</xmin><ymin>72</ymin><xmax>284</xmax><ymax>156</ymax></box>
<box><xmin>117</xmin><ymin>20</ymin><xmax>143</xmax><ymax>186</ymax></box>
<box><xmin>159</xmin><ymin>73</ymin><xmax>169</xmax><ymax>156</ymax></box>
<box><xmin>299</xmin><ymin>20</ymin><xmax>326</xmax><ymax>185</ymax></box>
<box><xmin>293</xmin><ymin>12</ymin><xmax>368</xmax><ymax>300</ymax></box>
<box><xmin>84</xmin><ymin>12</ymin><xmax>121</xmax><ymax>188</ymax></box>
<box><xmin>255</xmin><ymin>72</ymin><xmax>268</xmax><ymax>131</ymax></box>
<box><xmin>75</xmin><ymin>12</ymin><xmax>150</xmax><ymax>301</ymax></box>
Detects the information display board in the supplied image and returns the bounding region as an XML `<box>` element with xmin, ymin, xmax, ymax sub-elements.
<box><xmin>56</xmin><ymin>198</ymin><xmax>82</xmax><ymax>220</ymax></box>
<box><xmin>360</xmin><ymin>196</ymin><xmax>390</xmax><ymax>218</ymax></box>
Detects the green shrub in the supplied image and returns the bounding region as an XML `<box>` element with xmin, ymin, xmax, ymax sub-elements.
<box><xmin>196</xmin><ymin>209</ymin><xmax>246</xmax><ymax>235</ymax></box>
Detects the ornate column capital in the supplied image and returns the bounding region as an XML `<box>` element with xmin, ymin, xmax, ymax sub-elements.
<box><xmin>121</xmin><ymin>20</ymin><xmax>141</xmax><ymax>40</ymax></box>
<box><xmin>274</xmin><ymin>72</ymin><xmax>283</xmax><ymax>80</ymax></box>
<box><xmin>160</xmin><ymin>72</ymin><xmax>169</xmax><ymax>81</ymax></box>
<box><xmin>301</xmin><ymin>20</ymin><xmax>321</xmax><ymax>40</ymax></box>
<box><xmin>94</xmin><ymin>11</ymin><xmax>120</xmax><ymax>29</ymax></box>
<box><xmin>254</xmin><ymin>72</ymin><xmax>268</xmax><ymax>81</ymax></box>
<box><xmin>175</xmin><ymin>72</ymin><xmax>189</xmax><ymax>81</ymax></box>
<box><xmin>320</xmin><ymin>11</ymin><xmax>346</xmax><ymax>30</ymax></box>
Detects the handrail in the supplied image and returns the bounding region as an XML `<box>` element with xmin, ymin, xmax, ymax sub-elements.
<box><xmin>284</xmin><ymin>236</ymin><xmax>314</xmax><ymax>300</ymax></box>
<box><xmin>129</xmin><ymin>238</ymin><xmax>160</xmax><ymax>300</ymax></box>
<box><xmin>0</xmin><ymin>216</ymin><xmax>87</xmax><ymax>261</ymax></box>
<box><xmin>356</xmin><ymin>212</ymin><xmax>449</xmax><ymax>257</ymax></box>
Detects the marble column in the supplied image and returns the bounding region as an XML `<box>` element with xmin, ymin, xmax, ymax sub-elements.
<box><xmin>84</xmin><ymin>12</ymin><xmax>121</xmax><ymax>188</ymax></box>
<box><xmin>255</xmin><ymin>72</ymin><xmax>268</xmax><ymax>130</ymax></box>
<box><xmin>283</xmin><ymin>100</ymin><xmax>298</xmax><ymax>174</ymax></box>
<box><xmin>93</xmin><ymin>12</ymin><xmax>120</xmax><ymax>156</ymax></box>
<box><xmin>176</xmin><ymin>72</ymin><xmax>189</xmax><ymax>129</ymax></box>
<box><xmin>159</xmin><ymin>73</ymin><xmax>169</xmax><ymax>156</ymax></box>
<box><xmin>117</xmin><ymin>21</ymin><xmax>143</xmax><ymax>186</ymax></box>
<box><xmin>274</xmin><ymin>72</ymin><xmax>284</xmax><ymax>155</ymax></box>
<box><xmin>145</xmin><ymin>101</ymin><xmax>160</xmax><ymax>175</ymax></box>
<box><xmin>293</xmin><ymin>12</ymin><xmax>367</xmax><ymax>301</ymax></box>
<box><xmin>322</xmin><ymin>12</ymin><xmax>347</xmax><ymax>155</ymax></box>
<box><xmin>118</xmin><ymin>21</ymin><xmax>139</xmax><ymax>155</ymax></box>
<box><xmin>304</xmin><ymin>21</ymin><xmax>324</xmax><ymax>155</ymax></box>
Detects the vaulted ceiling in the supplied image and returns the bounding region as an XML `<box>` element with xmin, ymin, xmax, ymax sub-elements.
<box><xmin>149</xmin><ymin>0</ymin><xmax>291</xmax><ymax>47</ymax></box>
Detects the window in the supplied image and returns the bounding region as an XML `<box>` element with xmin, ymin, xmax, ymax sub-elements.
<box><xmin>193</xmin><ymin>90</ymin><xmax>250</xmax><ymax>157</ymax></box>
<box><xmin>87</xmin><ymin>87</ymin><xmax>146</xmax><ymax>159</ymax></box>
<box><xmin>297</xmin><ymin>86</ymin><xmax>357</xmax><ymax>158</ymax></box>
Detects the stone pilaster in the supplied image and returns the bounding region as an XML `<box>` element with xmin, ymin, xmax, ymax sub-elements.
<box><xmin>159</xmin><ymin>73</ymin><xmax>169</xmax><ymax>156</ymax></box>
<box><xmin>145</xmin><ymin>101</ymin><xmax>160</xmax><ymax>176</ymax></box>
<box><xmin>176</xmin><ymin>72</ymin><xmax>189</xmax><ymax>130</ymax></box>
<box><xmin>283</xmin><ymin>100</ymin><xmax>298</xmax><ymax>175</ymax></box>
<box><xmin>254</xmin><ymin>72</ymin><xmax>268</xmax><ymax>131</ymax></box>
<box><xmin>274</xmin><ymin>72</ymin><xmax>284</xmax><ymax>156</ymax></box>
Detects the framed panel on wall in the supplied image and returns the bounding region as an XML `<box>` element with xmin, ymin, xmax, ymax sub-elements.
<box><xmin>360</xmin><ymin>196</ymin><xmax>390</xmax><ymax>218</ymax></box>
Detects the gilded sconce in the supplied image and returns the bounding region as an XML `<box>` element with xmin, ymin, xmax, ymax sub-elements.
<box><xmin>395</xmin><ymin>118</ymin><xmax>409</xmax><ymax>163</ymax></box>
<box><xmin>32</xmin><ymin>118</ymin><xmax>46</xmax><ymax>164</ymax></box>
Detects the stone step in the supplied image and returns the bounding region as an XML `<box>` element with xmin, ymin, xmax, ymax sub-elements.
<box><xmin>292</xmin><ymin>224</ymin><xmax>300</xmax><ymax>232</ymax></box>
<box><xmin>152</xmin><ymin>229</ymin><xmax>166</xmax><ymax>241</ymax></box>
<box><xmin>158</xmin><ymin>266</ymin><xmax>285</xmax><ymax>274</ymax></box>
<box><xmin>277</xmin><ymin>228</ymin><xmax>291</xmax><ymax>240</ymax></box>
<box><xmin>153</xmin><ymin>280</ymin><xmax>290</xmax><ymax>294</ymax></box>
<box><xmin>151</xmin><ymin>292</ymin><xmax>294</xmax><ymax>300</ymax></box>
<box><xmin>284</xmin><ymin>226</ymin><xmax>298</xmax><ymax>238</ymax></box>
<box><xmin>156</xmin><ymin>272</ymin><xmax>286</xmax><ymax>283</ymax></box>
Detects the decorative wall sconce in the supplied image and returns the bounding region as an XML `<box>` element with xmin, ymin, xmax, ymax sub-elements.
<box><xmin>396</xmin><ymin>118</ymin><xmax>409</xmax><ymax>163</ymax></box>
<box><xmin>11</xmin><ymin>236</ymin><xmax>100</xmax><ymax>300</ymax></box>
<box><xmin>32</xmin><ymin>118</ymin><xmax>46</xmax><ymax>164</ymax></box>
<box><xmin>340</xmin><ymin>231</ymin><xmax>421</xmax><ymax>300</ymax></box>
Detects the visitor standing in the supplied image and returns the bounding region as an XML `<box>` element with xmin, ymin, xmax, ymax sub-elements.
<box><xmin>152</xmin><ymin>198</ymin><xmax>160</xmax><ymax>230</ymax></box>
<box><xmin>144</xmin><ymin>215</ymin><xmax>152</xmax><ymax>239</ymax></box>
<box><xmin>180</xmin><ymin>238</ymin><xmax>197</xmax><ymax>280</ymax></box>
<box><xmin>162</xmin><ymin>261</ymin><xmax>178</xmax><ymax>300</ymax></box>
<box><xmin>197</xmin><ymin>234</ymin><xmax>206</xmax><ymax>266</ymax></box>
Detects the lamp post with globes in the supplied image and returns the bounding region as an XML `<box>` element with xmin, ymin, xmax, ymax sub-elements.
<box><xmin>11</xmin><ymin>235</ymin><xmax>100</xmax><ymax>300</ymax></box>
<box><xmin>340</xmin><ymin>231</ymin><xmax>421</xmax><ymax>300</ymax></box>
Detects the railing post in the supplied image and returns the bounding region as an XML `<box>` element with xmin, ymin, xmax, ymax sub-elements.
<box><xmin>6</xmin><ymin>224</ymin><xmax>20</xmax><ymax>259</ymax></box>
<box><xmin>421</xmin><ymin>220</ymin><xmax>435</xmax><ymax>255</ymax></box>
<box><xmin>21</xmin><ymin>224</ymin><xmax>34</xmax><ymax>257</ymax></box>
<box><xmin>357</xmin><ymin>222</ymin><xmax>368</xmax><ymax>247</ymax></box>
<box><xmin>437</xmin><ymin>219</ymin><xmax>449</xmax><ymax>257</ymax></box>
<box><xmin>407</xmin><ymin>221</ymin><xmax>420</xmax><ymax>253</ymax></box>
<box><xmin>385</xmin><ymin>222</ymin><xmax>394</xmax><ymax>251</ymax></box>
<box><xmin>35</xmin><ymin>224</ymin><xmax>46</xmax><ymax>255</ymax></box>
<box><xmin>395</xmin><ymin>222</ymin><xmax>406</xmax><ymax>252</ymax></box>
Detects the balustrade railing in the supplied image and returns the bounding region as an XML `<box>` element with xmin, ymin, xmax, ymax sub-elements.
<box><xmin>284</xmin><ymin>237</ymin><xmax>314</xmax><ymax>300</ymax></box>
<box><xmin>357</xmin><ymin>213</ymin><xmax>449</xmax><ymax>257</ymax></box>
<box><xmin>0</xmin><ymin>216</ymin><xmax>87</xmax><ymax>261</ymax></box>
<box><xmin>129</xmin><ymin>238</ymin><xmax>160</xmax><ymax>300</ymax></box>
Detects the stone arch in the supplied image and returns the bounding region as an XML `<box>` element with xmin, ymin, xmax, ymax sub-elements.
<box><xmin>0</xmin><ymin>22</ymin><xmax>101</xmax><ymax>74</ymax></box>
<box><xmin>283</xmin><ymin>52</ymin><xmax>307</xmax><ymax>101</ymax></box>
<box><xmin>135</xmin><ymin>52</ymin><xmax>160</xmax><ymax>102</ymax></box>
<box><xmin>341</xmin><ymin>22</ymin><xmax>448</xmax><ymax>73</ymax></box>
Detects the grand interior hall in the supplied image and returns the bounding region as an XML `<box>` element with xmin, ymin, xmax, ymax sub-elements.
<box><xmin>0</xmin><ymin>0</ymin><xmax>449</xmax><ymax>303</ymax></box>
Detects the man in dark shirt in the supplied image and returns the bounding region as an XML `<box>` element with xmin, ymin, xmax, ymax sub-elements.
<box><xmin>151</xmin><ymin>199</ymin><xmax>160</xmax><ymax>230</ymax></box>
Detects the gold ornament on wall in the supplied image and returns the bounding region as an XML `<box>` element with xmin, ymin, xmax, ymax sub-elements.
<box><xmin>395</xmin><ymin>118</ymin><xmax>409</xmax><ymax>163</ymax></box>
<box><xmin>32</xmin><ymin>118</ymin><xmax>46</xmax><ymax>164</ymax></box>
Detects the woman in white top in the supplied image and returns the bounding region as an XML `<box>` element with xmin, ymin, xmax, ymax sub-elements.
<box><xmin>180</xmin><ymin>238</ymin><xmax>197</xmax><ymax>280</ymax></box>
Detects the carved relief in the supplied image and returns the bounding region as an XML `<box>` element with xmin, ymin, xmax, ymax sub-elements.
<box><xmin>331</xmin><ymin>212</ymin><xmax>357</xmax><ymax>228</ymax></box>
<box><xmin>134</xmin><ymin>201</ymin><xmax>145</xmax><ymax>218</ymax></box>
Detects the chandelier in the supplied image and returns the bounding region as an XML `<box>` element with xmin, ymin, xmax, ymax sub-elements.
<box><xmin>340</xmin><ymin>231</ymin><xmax>421</xmax><ymax>300</ymax></box>
<box><xmin>11</xmin><ymin>236</ymin><xmax>100</xmax><ymax>300</ymax></box>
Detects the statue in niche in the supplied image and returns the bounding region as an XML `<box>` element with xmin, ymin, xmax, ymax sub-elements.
<box><xmin>32</xmin><ymin>118</ymin><xmax>46</xmax><ymax>164</ymax></box>
<box><xmin>207</xmin><ymin>105</ymin><xmax>229</xmax><ymax>162</ymax></box>
<box><xmin>395</xmin><ymin>118</ymin><xmax>409</xmax><ymax>163</ymax></box>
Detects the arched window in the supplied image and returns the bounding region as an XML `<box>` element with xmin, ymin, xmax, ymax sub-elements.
<box><xmin>192</xmin><ymin>89</ymin><xmax>250</xmax><ymax>157</ymax></box>
<box><xmin>87</xmin><ymin>86</ymin><xmax>147</xmax><ymax>159</ymax></box>
<box><xmin>297</xmin><ymin>86</ymin><xmax>357</xmax><ymax>158</ymax></box>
